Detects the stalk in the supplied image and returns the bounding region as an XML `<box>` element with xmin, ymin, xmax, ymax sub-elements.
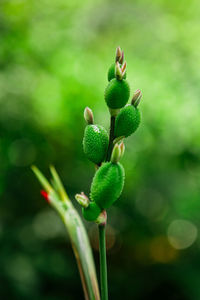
<box><xmin>106</xmin><ymin>116</ymin><xmax>116</xmax><ymax>162</ymax></box>
<box><xmin>98</xmin><ymin>113</ymin><xmax>117</xmax><ymax>299</ymax></box>
<box><xmin>98</xmin><ymin>224</ymin><xmax>108</xmax><ymax>300</ymax></box>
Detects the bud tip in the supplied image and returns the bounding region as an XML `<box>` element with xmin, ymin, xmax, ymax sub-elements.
<box><xmin>115</xmin><ymin>46</ymin><xmax>122</xmax><ymax>62</ymax></box>
<box><xmin>84</xmin><ymin>107</ymin><xmax>94</xmax><ymax>124</ymax></box>
<box><xmin>131</xmin><ymin>89</ymin><xmax>142</xmax><ymax>107</ymax></box>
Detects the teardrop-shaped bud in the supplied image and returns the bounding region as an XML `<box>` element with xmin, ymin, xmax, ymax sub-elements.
<box><xmin>114</xmin><ymin>105</ymin><xmax>140</xmax><ymax>138</ymax></box>
<box><xmin>104</xmin><ymin>78</ymin><xmax>130</xmax><ymax>109</ymax></box>
<box><xmin>115</xmin><ymin>46</ymin><xmax>122</xmax><ymax>62</ymax></box>
<box><xmin>75</xmin><ymin>192</ymin><xmax>90</xmax><ymax>208</ymax></box>
<box><xmin>83</xmin><ymin>124</ymin><xmax>109</xmax><ymax>164</ymax></box>
<box><xmin>131</xmin><ymin>89</ymin><xmax>142</xmax><ymax>107</ymax></box>
<box><xmin>90</xmin><ymin>162</ymin><xmax>125</xmax><ymax>209</ymax></box>
<box><xmin>96</xmin><ymin>210</ymin><xmax>107</xmax><ymax>225</ymax></box>
<box><xmin>84</xmin><ymin>107</ymin><xmax>94</xmax><ymax>124</ymax></box>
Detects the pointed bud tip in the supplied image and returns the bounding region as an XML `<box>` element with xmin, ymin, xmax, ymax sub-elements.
<box><xmin>115</xmin><ymin>46</ymin><xmax>122</xmax><ymax>62</ymax></box>
<box><xmin>84</xmin><ymin>107</ymin><xmax>94</xmax><ymax>124</ymax></box>
<box><xmin>131</xmin><ymin>89</ymin><xmax>142</xmax><ymax>107</ymax></box>
<box><xmin>40</xmin><ymin>190</ymin><xmax>50</xmax><ymax>203</ymax></box>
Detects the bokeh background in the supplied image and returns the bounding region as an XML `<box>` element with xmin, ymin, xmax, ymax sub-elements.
<box><xmin>1</xmin><ymin>0</ymin><xmax>200</xmax><ymax>299</ymax></box>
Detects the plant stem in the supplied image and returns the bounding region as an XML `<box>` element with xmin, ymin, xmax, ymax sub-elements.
<box><xmin>98</xmin><ymin>224</ymin><xmax>108</xmax><ymax>300</ymax></box>
<box><xmin>98</xmin><ymin>114</ymin><xmax>116</xmax><ymax>299</ymax></box>
<box><xmin>106</xmin><ymin>116</ymin><xmax>116</xmax><ymax>161</ymax></box>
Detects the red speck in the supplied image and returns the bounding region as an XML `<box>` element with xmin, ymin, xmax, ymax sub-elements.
<box><xmin>40</xmin><ymin>190</ymin><xmax>50</xmax><ymax>203</ymax></box>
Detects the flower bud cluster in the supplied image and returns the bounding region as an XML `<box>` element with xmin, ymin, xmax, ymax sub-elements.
<box><xmin>75</xmin><ymin>47</ymin><xmax>142</xmax><ymax>224</ymax></box>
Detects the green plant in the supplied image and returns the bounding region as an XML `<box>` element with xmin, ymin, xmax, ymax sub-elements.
<box><xmin>32</xmin><ymin>46</ymin><xmax>142</xmax><ymax>300</ymax></box>
<box><xmin>76</xmin><ymin>46</ymin><xmax>142</xmax><ymax>300</ymax></box>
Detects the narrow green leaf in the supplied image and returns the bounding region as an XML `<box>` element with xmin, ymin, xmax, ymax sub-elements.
<box><xmin>31</xmin><ymin>165</ymin><xmax>53</xmax><ymax>193</ymax></box>
<box><xmin>49</xmin><ymin>165</ymin><xmax>70</xmax><ymax>203</ymax></box>
<box><xmin>32</xmin><ymin>166</ymin><xmax>100</xmax><ymax>300</ymax></box>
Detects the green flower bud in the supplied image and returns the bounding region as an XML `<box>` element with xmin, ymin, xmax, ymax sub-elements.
<box><xmin>114</xmin><ymin>104</ymin><xmax>140</xmax><ymax>138</ymax></box>
<box><xmin>83</xmin><ymin>124</ymin><xmax>109</xmax><ymax>164</ymax></box>
<box><xmin>84</xmin><ymin>107</ymin><xmax>94</xmax><ymax>124</ymax></box>
<box><xmin>115</xmin><ymin>46</ymin><xmax>122</xmax><ymax>63</ymax></box>
<box><xmin>111</xmin><ymin>143</ymin><xmax>121</xmax><ymax>163</ymax></box>
<box><xmin>107</xmin><ymin>63</ymin><xmax>127</xmax><ymax>81</ymax></box>
<box><xmin>104</xmin><ymin>78</ymin><xmax>130</xmax><ymax>109</ymax></box>
<box><xmin>131</xmin><ymin>89</ymin><xmax>142</xmax><ymax>107</ymax></box>
<box><xmin>75</xmin><ymin>192</ymin><xmax>89</xmax><ymax>208</ymax></box>
<box><xmin>90</xmin><ymin>162</ymin><xmax>125</xmax><ymax>209</ymax></box>
<box><xmin>96</xmin><ymin>210</ymin><xmax>107</xmax><ymax>225</ymax></box>
<box><xmin>82</xmin><ymin>202</ymin><xmax>101</xmax><ymax>222</ymax></box>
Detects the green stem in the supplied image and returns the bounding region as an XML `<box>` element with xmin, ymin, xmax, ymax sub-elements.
<box><xmin>106</xmin><ymin>116</ymin><xmax>116</xmax><ymax>161</ymax></box>
<box><xmin>98</xmin><ymin>113</ymin><xmax>117</xmax><ymax>299</ymax></box>
<box><xmin>98</xmin><ymin>224</ymin><xmax>108</xmax><ymax>300</ymax></box>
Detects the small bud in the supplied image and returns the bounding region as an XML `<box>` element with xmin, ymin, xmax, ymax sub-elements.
<box><xmin>111</xmin><ymin>143</ymin><xmax>121</xmax><ymax>163</ymax></box>
<box><xmin>84</xmin><ymin>107</ymin><xmax>94</xmax><ymax>124</ymax></box>
<box><xmin>115</xmin><ymin>46</ymin><xmax>122</xmax><ymax>62</ymax></box>
<box><xmin>131</xmin><ymin>89</ymin><xmax>142</xmax><ymax>107</ymax></box>
<box><xmin>119</xmin><ymin>50</ymin><xmax>124</xmax><ymax>64</ymax></box>
<box><xmin>41</xmin><ymin>190</ymin><xmax>50</xmax><ymax>203</ymax></box>
<box><xmin>95</xmin><ymin>210</ymin><xmax>107</xmax><ymax>225</ymax></box>
<box><xmin>119</xmin><ymin>142</ymin><xmax>125</xmax><ymax>158</ymax></box>
<box><xmin>75</xmin><ymin>192</ymin><xmax>90</xmax><ymax>208</ymax></box>
<box><xmin>115</xmin><ymin>61</ymin><xmax>122</xmax><ymax>80</ymax></box>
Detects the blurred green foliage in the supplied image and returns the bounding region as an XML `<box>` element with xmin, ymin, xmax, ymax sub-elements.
<box><xmin>1</xmin><ymin>0</ymin><xmax>200</xmax><ymax>299</ymax></box>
